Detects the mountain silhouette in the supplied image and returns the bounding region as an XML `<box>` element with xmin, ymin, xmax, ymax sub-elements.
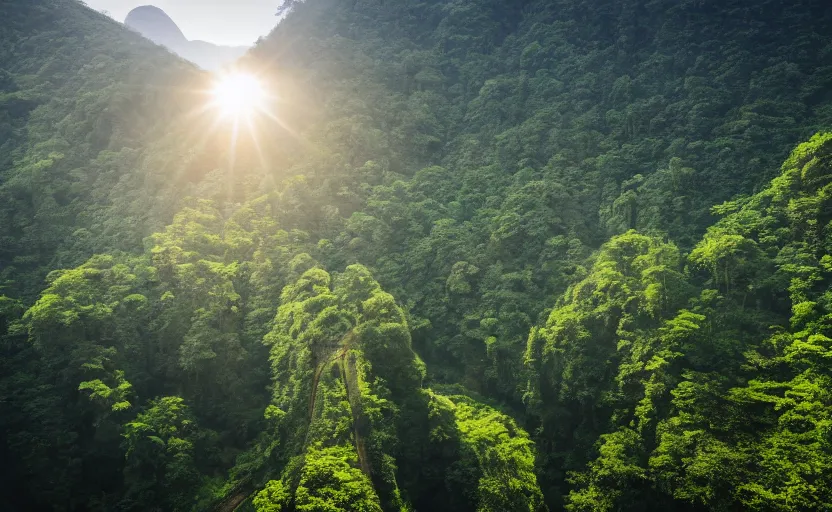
<box><xmin>124</xmin><ymin>5</ymin><xmax>247</xmax><ymax>70</ymax></box>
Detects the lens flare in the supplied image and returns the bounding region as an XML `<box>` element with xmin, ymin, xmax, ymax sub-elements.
<box><xmin>211</xmin><ymin>72</ymin><xmax>266</xmax><ymax>117</ymax></box>
<box><xmin>193</xmin><ymin>69</ymin><xmax>291</xmax><ymax>185</ymax></box>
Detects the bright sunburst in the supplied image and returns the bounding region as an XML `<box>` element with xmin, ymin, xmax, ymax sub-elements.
<box><xmin>190</xmin><ymin>69</ymin><xmax>289</xmax><ymax>181</ymax></box>
<box><xmin>211</xmin><ymin>72</ymin><xmax>267</xmax><ymax>118</ymax></box>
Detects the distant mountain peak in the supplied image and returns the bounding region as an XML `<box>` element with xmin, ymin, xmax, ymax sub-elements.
<box><xmin>124</xmin><ymin>5</ymin><xmax>247</xmax><ymax>70</ymax></box>
<box><xmin>124</xmin><ymin>5</ymin><xmax>187</xmax><ymax>48</ymax></box>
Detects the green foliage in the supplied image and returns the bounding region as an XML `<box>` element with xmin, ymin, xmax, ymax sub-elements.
<box><xmin>253</xmin><ymin>479</ymin><xmax>291</xmax><ymax>512</ymax></box>
<box><xmin>7</xmin><ymin>0</ymin><xmax>832</xmax><ymax>510</ymax></box>
<box><xmin>453</xmin><ymin>395</ymin><xmax>545</xmax><ymax>512</ymax></box>
<box><xmin>122</xmin><ymin>397</ymin><xmax>213</xmax><ymax>511</ymax></box>
<box><xmin>295</xmin><ymin>446</ymin><xmax>383</xmax><ymax>512</ymax></box>
<box><xmin>527</xmin><ymin>132</ymin><xmax>832</xmax><ymax>511</ymax></box>
<box><xmin>79</xmin><ymin>369</ymin><xmax>133</xmax><ymax>413</ymax></box>
<box><xmin>249</xmin><ymin>265</ymin><xmax>544</xmax><ymax>511</ymax></box>
<box><xmin>0</xmin><ymin>0</ymin><xmax>208</xmax><ymax>301</ymax></box>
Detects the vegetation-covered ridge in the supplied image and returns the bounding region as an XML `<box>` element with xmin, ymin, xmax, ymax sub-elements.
<box><xmin>0</xmin><ymin>0</ymin><xmax>220</xmax><ymax>300</ymax></box>
<box><xmin>4</xmin><ymin>0</ymin><xmax>832</xmax><ymax>511</ymax></box>
<box><xmin>250</xmin><ymin>263</ymin><xmax>543</xmax><ymax>511</ymax></box>
<box><xmin>241</xmin><ymin>0</ymin><xmax>832</xmax><ymax>405</ymax></box>
<box><xmin>525</xmin><ymin>132</ymin><xmax>832</xmax><ymax>511</ymax></box>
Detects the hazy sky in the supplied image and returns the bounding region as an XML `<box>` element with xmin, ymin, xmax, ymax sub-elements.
<box><xmin>84</xmin><ymin>0</ymin><xmax>281</xmax><ymax>46</ymax></box>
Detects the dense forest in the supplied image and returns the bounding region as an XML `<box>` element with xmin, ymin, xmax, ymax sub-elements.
<box><xmin>3</xmin><ymin>0</ymin><xmax>832</xmax><ymax>510</ymax></box>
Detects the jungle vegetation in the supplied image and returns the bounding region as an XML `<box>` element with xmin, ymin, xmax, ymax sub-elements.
<box><xmin>3</xmin><ymin>0</ymin><xmax>832</xmax><ymax>510</ymax></box>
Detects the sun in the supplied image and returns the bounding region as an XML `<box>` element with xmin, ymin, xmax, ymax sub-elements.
<box><xmin>211</xmin><ymin>72</ymin><xmax>267</xmax><ymax>118</ymax></box>
<box><xmin>195</xmin><ymin>69</ymin><xmax>287</xmax><ymax>174</ymax></box>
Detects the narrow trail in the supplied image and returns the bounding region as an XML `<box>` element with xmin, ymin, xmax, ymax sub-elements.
<box><xmin>308</xmin><ymin>347</ymin><xmax>341</xmax><ymax>419</ymax></box>
<box><xmin>305</xmin><ymin>329</ymin><xmax>371</xmax><ymax>477</ymax></box>
<box><xmin>307</xmin><ymin>329</ymin><xmax>356</xmax><ymax>424</ymax></box>
<box><xmin>211</xmin><ymin>331</ymin><xmax>364</xmax><ymax>512</ymax></box>
<box><xmin>340</xmin><ymin>351</ymin><xmax>372</xmax><ymax>477</ymax></box>
<box><xmin>213</xmin><ymin>478</ymin><xmax>252</xmax><ymax>512</ymax></box>
<box><xmin>214</xmin><ymin>491</ymin><xmax>250</xmax><ymax>512</ymax></box>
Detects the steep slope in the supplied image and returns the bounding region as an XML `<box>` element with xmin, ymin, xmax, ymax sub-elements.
<box><xmin>0</xmin><ymin>1</ymin><xmax>238</xmax><ymax>508</ymax></box>
<box><xmin>0</xmin><ymin>0</ymin><xmax>225</xmax><ymax>301</ymax></box>
<box><xmin>6</xmin><ymin>0</ymin><xmax>832</xmax><ymax>511</ymax></box>
<box><xmin>238</xmin><ymin>0</ymin><xmax>832</xmax><ymax>403</ymax></box>
<box><xmin>125</xmin><ymin>5</ymin><xmax>249</xmax><ymax>71</ymax></box>
<box><xmin>248</xmin><ymin>263</ymin><xmax>544</xmax><ymax>511</ymax></box>
<box><xmin>525</xmin><ymin>133</ymin><xmax>832</xmax><ymax>511</ymax></box>
<box><xmin>0</xmin><ymin>6</ymin><xmax>549</xmax><ymax>509</ymax></box>
<box><xmin>5</xmin><ymin>200</ymin><xmax>548</xmax><ymax>511</ymax></box>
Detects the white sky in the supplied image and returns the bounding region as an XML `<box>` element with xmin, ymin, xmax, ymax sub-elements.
<box><xmin>83</xmin><ymin>0</ymin><xmax>281</xmax><ymax>46</ymax></box>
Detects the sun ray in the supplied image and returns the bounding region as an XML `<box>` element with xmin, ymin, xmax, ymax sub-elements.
<box><xmin>245</xmin><ymin>112</ymin><xmax>269</xmax><ymax>173</ymax></box>
<box><xmin>205</xmin><ymin>71</ymin><xmax>273</xmax><ymax>193</ymax></box>
<box><xmin>185</xmin><ymin>69</ymin><xmax>300</xmax><ymax>198</ymax></box>
<box><xmin>227</xmin><ymin>115</ymin><xmax>240</xmax><ymax>203</ymax></box>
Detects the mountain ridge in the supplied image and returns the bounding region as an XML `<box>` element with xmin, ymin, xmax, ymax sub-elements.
<box><xmin>124</xmin><ymin>5</ymin><xmax>248</xmax><ymax>70</ymax></box>
<box><xmin>5</xmin><ymin>0</ymin><xmax>832</xmax><ymax>510</ymax></box>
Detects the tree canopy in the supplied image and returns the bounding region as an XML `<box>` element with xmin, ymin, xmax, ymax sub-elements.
<box><xmin>3</xmin><ymin>0</ymin><xmax>832</xmax><ymax>510</ymax></box>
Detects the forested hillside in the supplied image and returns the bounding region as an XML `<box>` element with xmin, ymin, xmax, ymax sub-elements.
<box><xmin>0</xmin><ymin>0</ymin><xmax>219</xmax><ymax>299</ymax></box>
<box><xmin>3</xmin><ymin>0</ymin><xmax>832</xmax><ymax>510</ymax></box>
